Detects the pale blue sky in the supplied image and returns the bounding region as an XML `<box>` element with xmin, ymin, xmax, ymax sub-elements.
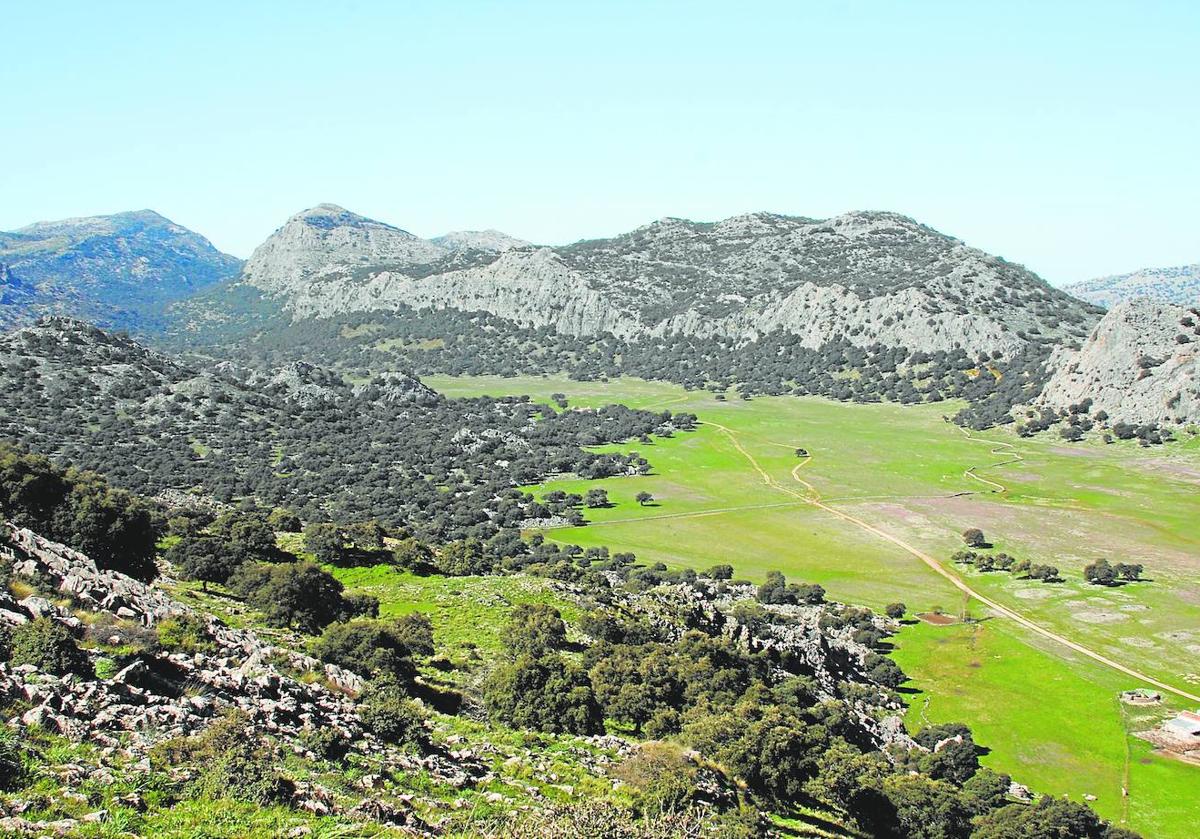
<box><xmin>3</xmin><ymin>1</ymin><xmax>1197</xmax><ymax>284</ymax></box>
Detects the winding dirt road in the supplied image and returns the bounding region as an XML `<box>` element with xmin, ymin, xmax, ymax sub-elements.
<box><xmin>704</xmin><ymin>420</ymin><xmax>1200</xmax><ymax>704</ymax></box>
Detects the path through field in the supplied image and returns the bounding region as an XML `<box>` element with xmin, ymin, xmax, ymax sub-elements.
<box><xmin>705</xmin><ymin>420</ymin><xmax>1200</xmax><ymax>705</ymax></box>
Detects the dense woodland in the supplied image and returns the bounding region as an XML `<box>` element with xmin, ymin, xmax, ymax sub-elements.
<box><xmin>163</xmin><ymin>304</ymin><xmax>1060</xmax><ymax>430</ymax></box>
<box><xmin>0</xmin><ymin>320</ymin><xmax>688</xmax><ymax>543</ymax></box>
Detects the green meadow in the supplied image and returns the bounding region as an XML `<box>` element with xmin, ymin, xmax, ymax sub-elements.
<box><xmin>423</xmin><ymin>373</ymin><xmax>1200</xmax><ymax>838</ymax></box>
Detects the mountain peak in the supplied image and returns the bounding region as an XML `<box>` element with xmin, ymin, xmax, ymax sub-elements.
<box><xmin>243</xmin><ymin>205</ymin><xmax>447</xmax><ymax>292</ymax></box>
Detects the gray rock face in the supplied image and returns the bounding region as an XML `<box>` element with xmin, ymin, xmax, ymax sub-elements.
<box><xmin>1065</xmin><ymin>263</ymin><xmax>1200</xmax><ymax>309</ymax></box>
<box><xmin>0</xmin><ymin>210</ymin><xmax>241</xmax><ymax>331</ymax></box>
<box><xmin>238</xmin><ymin>206</ymin><xmax>1098</xmax><ymax>358</ymax></box>
<box><xmin>241</xmin><ymin>204</ymin><xmax>448</xmax><ymax>293</ymax></box>
<box><xmin>1041</xmin><ymin>300</ymin><xmax>1200</xmax><ymax>424</ymax></box>
<box><xmin>0</xmin><ymin>525</ymin><xmax>366</xmax><ymax>748</ymax></box>
<box><xmin>431</xmin><ymin>229</ymin><xmax>531</xmax><ymax>252</ymax></box>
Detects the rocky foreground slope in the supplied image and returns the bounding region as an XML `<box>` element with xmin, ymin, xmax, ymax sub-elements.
<box><xmin>0</xmin><ymin>210</ymin><xmax>241</xmax><ymax>331</ymax></box>
<box><xmin>1040</xmin><ymin>300</ymin><xmax>1200</xmax><ymax>425</ymax></box>
<box><xmin>230</xmin><ymin>204</ymin><xmax>1099</xmax><ymax>359</ymax></box>
<box><xmin>1065</xmin><ymin>263</ymin><xmax>1200</xmax><ymax>308</ymax></box>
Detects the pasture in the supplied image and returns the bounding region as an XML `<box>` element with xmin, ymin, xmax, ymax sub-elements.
<box><xmin>424</xmin><ymin>373</ymin><xmax>1200</xmax><ymax>837</ymax></box>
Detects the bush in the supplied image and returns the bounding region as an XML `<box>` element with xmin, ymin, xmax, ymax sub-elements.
<box><xmin>0</xmin><ymin>731</ymin><xmax>25</xmax><ymax>791</ymax></box>
<box><xmin>155</xmin><ymin>711</ymin><xmax>293</xmax><ymax>805</ymax></box>
<box><xmin>297</xmin><ymin>725</ymin><xmax>350</xmax><ymax>761</ymax></box>
<box><xmin>231</xmin><ymin>561</ymin><xmax>348</xmax><ymax>633</ymax></box>
<box><xmin>156</xmin><ymin>613</ymin><xmax>215</xmax><ymax>654</ymax></box>
<box><xmin>484</xmin><ymin>654</ymin><xmax>604</xmax><ymax>735</ymax></box>
<box><xmin>503</xmin><ymin>603</ymin><xmax>568</xmax><ymax>657</ymax></box>
<box><xmin>9</xmin><ymin>617</ymin><xmax>90</xmax><ymax>676</ymax></box>
<box><xmin>358</xmin><ymin>678</ymin><xmax>427</xmax><ymax>746</ymax></box>
<box><xmin>312</xmin><ymin>619</ymin><xmax>418</xmax><ymax>683</ymax></box>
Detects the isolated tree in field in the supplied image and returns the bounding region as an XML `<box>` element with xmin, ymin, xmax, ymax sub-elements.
<box><xmin>885</xmin><ymin>602</ymin><xmax>907</xmax><ymax>620</ymax></box>
<box><xmin>1115</xmin><ymin>562</ymin><xmax>1144</xmax><ymax>581</ymax></box>
<box><xmin>584</xmin><ymin>488</ymin><xmax>610</xmax><ymax>508</ymax></box>
<box><xmin>635</xmin><ymin>491</ymin><xmax>654</xmax><ymax>506</ymax></box>
<box><xmin>961</xmin><ymin>528</ymin><xmax>987</xmax><ymax>548</ymax></box>
<box><xmin>1083</xmin><ymin>558</ymin><xmax>1116</xmax><ymax>586</ymax></box>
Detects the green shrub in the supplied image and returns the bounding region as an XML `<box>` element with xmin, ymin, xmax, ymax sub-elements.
<box><xmin>312</xmin><ymin>619</ymin><xmax>417</xmax><ymax>683</ymax></box>
<box><xmin>0</xmin><ymin>730</ymin><xmax>25</xmax><ymax>791</ymax></box>
<box><xmin>93</xmin><ymin>657</ymin><xmax>118</xmax><ymax>680</ymax></box>
<box><xmin>358</xmin><ymin>678</ymin><xmax>427</xmax><ymax>746</ymax></box>
<box><xmin>9</xmin><ymin>617</ymin><xmax>90</xmax><ymax>676</ymax></box>
<box><xmin>297</xmin><ymin>725</ymin><xmax>350</xmax><ymax>761</ymax></box>
<box><xmin>156</xmin><ymin>613</ymin><xmax>215</xmax><ymax>654</ymax></box>
<box><xmin>484</xmin><ymin>654</ymin><xmax>604</xmax><ymax>735</ymax></box>
<box><xmin>155</xmin><ymin>711</ymin><xmax>293</xmax><ymax>805</ymax></box>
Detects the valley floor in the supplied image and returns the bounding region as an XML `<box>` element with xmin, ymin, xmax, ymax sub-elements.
<box><xmin>423</xmin><ymin>374</ymin><xmax>1200</xmax><ymax>839</ymax></box>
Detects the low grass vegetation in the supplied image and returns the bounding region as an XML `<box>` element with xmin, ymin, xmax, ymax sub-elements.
<box><xmin>424</xmin><ymin>373</ymin><xmax>1200</xmax><ymax>839</ymax></box>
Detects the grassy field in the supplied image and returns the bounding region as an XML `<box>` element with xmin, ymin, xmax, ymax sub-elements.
<box><xmin>423</xmin><ymin>373</ymin><xmax>1200</xmax><ymax>838</ymax></box>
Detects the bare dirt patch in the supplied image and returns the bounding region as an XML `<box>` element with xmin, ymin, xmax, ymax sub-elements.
<box><xmin>917</xmin><ymin>612</ymin><xmax>958</xmax><ymax>625</ymax></box>
<box><xmin>1071</xmin><ymin>610</ymin><xmax>1127</xmax><ymax>625</ymax></box>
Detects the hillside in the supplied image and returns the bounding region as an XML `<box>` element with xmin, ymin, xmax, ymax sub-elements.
<box><xmin>0</xmin><ymin>317</ymin><xmax>672</xmax><ymax>539</ymax></box>
<box><xmin>232</xmin><ymin>205</ymin><xmax>1099</xmax><ymax>359</ymax></box>
<box><xmin>1065</xmin><ymin>264</ymin><xmax>1200</xmax><ymax>308</ymax></box>
<box><xmin>0</xmin><ymin>210</ymin><xmax>241</xmax><ymax>331</ymax></box>
<box><xmin>1041</xmin><ymin>300</ymin><xmax>1200</xmax><ymax>425</ymax></box>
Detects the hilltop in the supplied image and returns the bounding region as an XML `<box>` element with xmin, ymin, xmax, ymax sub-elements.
<box><xmin>230</xmin><ymin>204</ymin><xmax>1099</xmax><ymax>359</ymax></box>
<box><xmin>1065</xmin><ymin>264</ymin><xmax>1200</xmax><ymax>308</ymax></box>
<box><xmin>0</xmin><ymin>209</ymin><xmax>241</xmax><ymax>330</ymax></box>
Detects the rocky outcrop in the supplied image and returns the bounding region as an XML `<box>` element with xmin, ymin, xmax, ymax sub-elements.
<box><xmin>1066</xmin><ymin>263</ymin><xmax>1200</xmax><ymax>308</ymax></box>
<box><xmin>1041</xmin><ymin>300</ymin><xmax>1200</xmax><ymax>424</ymax></box>
<box><xmin>432</xmin><ymin>229</ymin><xmax>531</xmax><ymax>252</ymax></box>
<box><xmin>240</xmin><ymin>204</ymin><xmax>448</xmax><ymax>293</ymax></box>
<box><xmin>1</xmin><ymin>526</ymin><xmax>366</xmax><ymax>752</ymax></box>
<box><xmin>234</xmin><ymin>205</ymin><xmax>1099</xmax><ymax>358</ymax></box>
<box><xmin>605</xmin><ymin>577</ymin><xmax>918</xmax><ymax>754</ymax></box>
<box><xmin>0</xmin><ymin>210</ymin><xmax>240</xmax><ymax>331</ymax></box>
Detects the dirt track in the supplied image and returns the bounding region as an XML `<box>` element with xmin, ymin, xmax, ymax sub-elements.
<box><xmin>704</xmin><ymin>420</ymin><xmax>1200</xmax><ymax>705</ymax></box>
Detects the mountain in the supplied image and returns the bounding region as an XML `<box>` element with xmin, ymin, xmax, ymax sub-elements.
<box><xmin>241</xmin><ymin>204</ymin><xmax>449</xmax><ymax>293</ymax></box>
<box><xmin>0</xmin><ymin>209</ymin><xmax>241</xmax><ymax>331</ymax></box>
<box><xmin>1041</xmin><ymin>299</ymin><xmax>1200</xmax><ymax>425</ymax></box>
<box><xmin>232</xmin><ymin>205</ymin><xmax>1100</xmax><ymax>359</ymax></box>
<box><xmin>1065</xmin><ymin>263</ymin><xmax>1200</xmax><ymax>308</ymax></box>
<box><xmin>431</xmin><ymin>229</ymin><xmax>531</xmax><ymax>252</ymax></box>
<box><xmin>0</xmin><ymin>317</ymin><xmax>663</xmax><ymax>535</ymax></box>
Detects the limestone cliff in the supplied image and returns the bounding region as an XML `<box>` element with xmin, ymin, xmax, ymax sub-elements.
<box><xmin>1041</xmin><ymin>300</ymin><xmax>1200</xmax><ymax>424</ymax></box>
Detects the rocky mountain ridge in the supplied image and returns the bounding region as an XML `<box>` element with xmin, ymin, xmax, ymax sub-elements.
<box><xmin>0</xmin><ymin>210</ymin><xmax>241</xmax><ymax>331</ymax></box>
<box><xmin>1040</xmin><ymin>300</ymin><xmax>1200</xmax><ymax>425</ymax></box>
<box><xmin>232</xmin><ymin>204</ymin><xmax>1101</xmax><ymax>359</ymax></box>
<box><xmin>1065</xmin><ymin>263</ymin><xmax>1200</xmax><ymax>308</ymax></box>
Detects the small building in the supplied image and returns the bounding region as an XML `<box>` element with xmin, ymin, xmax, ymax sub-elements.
<box><xmin>1120</xmin><ymin>688</ymin><xmax>1162</xmax><ymax>705</ymax></box>
<box><xmin>1162</xmin><ymin>710</ymin><xmax>1200</xmax><ymax>742</ymax></box>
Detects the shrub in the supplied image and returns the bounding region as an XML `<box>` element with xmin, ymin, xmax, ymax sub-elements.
<box><xmin>484</xmin><ymin>654</ymin><xmax>604</xmax><ymax>735</ymax></box>
<box><xmin>156</xmin><ymin>613</ymin><xmax>215</xmax><ymax>654</ymax></box>
<box><xmin>297</xmin><ymin>725</ymin><xmax>350</xmax><ymax>761</ymax></box>
<box><xmin>9</xmin><ymin>617</ymin><xmax>90</xmax><ymax>676</ymax></box>
<box><xmin>503</xmin><ymin>603</ymin><xmax>568</xmax><ymax>657</ymax></box>
<box><xmin>156</xmin><ymin>711</ymin><xmax>293</xmax><ymax>806</ymax></box>
<box><xmin>0</xmin><ymin>731</ymin><xmax>24</xmax><ymax>791</ymax></box>
<box><xmin>312</xmin><ymin>619</ymin><xmax>417</xmax><ymax>683</ymax></box>
<box><xmin>358</xmin><ymin>678</ymin><xmax>427</xmax><ymax>746</ymax></box>
<box><xmin>232</xmin><ymin>561</ymin><xmax>348</xmax><ymax>633</ymax></box>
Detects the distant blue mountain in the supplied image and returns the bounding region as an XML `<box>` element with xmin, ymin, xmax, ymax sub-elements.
<box><xmin>0</xmin><ymin>209</ymin><xmax>241</xmax><ymax>331</ymax></box>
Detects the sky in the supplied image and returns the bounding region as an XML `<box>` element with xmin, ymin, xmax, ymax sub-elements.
<box><xmin>3</xmin><ymin>1</ymin><xmax>1197</xmax><ymax>285</ymax></box>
